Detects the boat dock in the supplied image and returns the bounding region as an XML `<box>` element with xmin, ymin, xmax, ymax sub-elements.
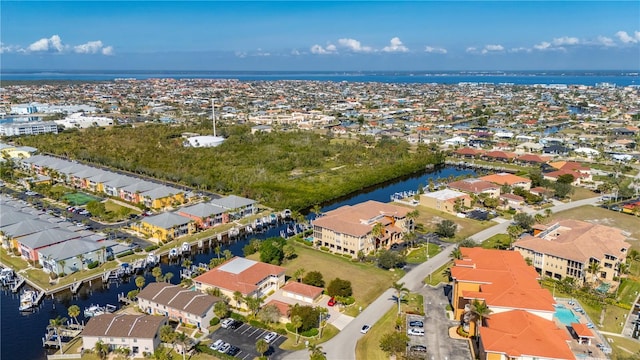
<box><xmin>11</xmin><ymin>276</ymin><xmax>25</xmax><ymax>293</ymax></box>
<box><xmin>69</xmin><ymin>281</ymin><xmax>81</xmax><ymax>294</ymax></box>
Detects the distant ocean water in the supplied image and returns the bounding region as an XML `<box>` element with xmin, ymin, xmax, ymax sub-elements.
<box><xmin>1</xmin><ymin>70</ymin><xmax>639</xmax><ymax>86</ymax></box>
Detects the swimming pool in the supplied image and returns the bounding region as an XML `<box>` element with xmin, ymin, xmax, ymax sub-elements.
<box><xmin>555</xmin><ymin>305</ymin><xmax>580</xmax><ymax>325</ymax></box>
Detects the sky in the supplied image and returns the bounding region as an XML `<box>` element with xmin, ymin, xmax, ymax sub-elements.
<box><xmin>1</xmin><ymin>1</ymin><xmax>639</xmax><ymax>71</ymax></box>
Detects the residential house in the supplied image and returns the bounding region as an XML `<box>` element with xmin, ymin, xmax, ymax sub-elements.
<box><xmin>513</xmin><ymin>220</ymin><xmax>630</xmax><ymax>285</ymax></box>
<box><xmin>81</xmin><ymin>314</ymin><xmax>167</xmax><ymax>357</ymax></box>
<box><xmin>177</xmin><ymin>202</ymin><xmax>228</xmax><ymax>229</ymax></box>
<box><xmin>479</xmin><ymin>173</ymin><xmax>532</xmax><ymax>190</ymax></box>
<box><xmin>194</xmin><ymin>257</ymin><xmax>286</xmax><ymax>309</ymax></box>
<box><xmin>210</xmin><ymin>195</ymin><xmax>257</xmax><ymax>219</ymax></box>
<box><xmin>311</xmin><ymin>200</ymin><xmax>412</xmax><ymax>257</ymax></box>
<box><xmin>136</xmin><ymin>212</ymin><xmax>195</xmax><ymax>242</ymax></box>
<box><xmin>281</xmin><ymin>282</ymin><xmax>324</xmax><ymax>304</ymax></box>
<box><xmin>38</xmin><ymin>236</ymin><xmax>116</xmax><ymax>275</ymax></box>
<box><xmin>420</xmin><ymin>189</ymin><xmax>472</xmax><ymax>214</ymax></box>
<box><xmin>483</xmin><ymin>150</ymin><xmax>517</xmax><ymax>163</ymax></box>
<box><xmin>448</xmin><ymin>179</ymin><xmax>500</xmax><ymax>199</ymax></box>
<box><xmin>137</xmin><ymin>282</ymin><xmax>221</xmax><ymax>329</ymax></box>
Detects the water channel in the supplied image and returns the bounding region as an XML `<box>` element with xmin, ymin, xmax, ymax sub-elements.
<box><xmin>1</xmin><ymin>165</ymin><xmax>476</xmax><ymax>360</ymax></box>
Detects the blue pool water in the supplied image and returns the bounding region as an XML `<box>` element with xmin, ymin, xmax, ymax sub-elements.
<box><xmin>555</xmin><ymin>305</ymin><xmax>580</xmax><ymax>325</ymax></box>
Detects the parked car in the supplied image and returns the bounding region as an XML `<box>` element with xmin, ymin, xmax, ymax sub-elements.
<box><xmin>264</xmin><ymin>331</ymin><xmax>278</xmax><ymax>344</ymax></box>
<box><xmin>360</xmin><ymin>325</ymin><xmax>371</xmax><ymax>334</ymax></box>
<box><xmin>218</xmin><ymin>343</ymin><xmax>231</xmax><ymax>354</ymax></box>
<box><xmin>409</xmin><ymin>320</ymin><xmax>423</xmax><ymax>328</ymax></box>
<box><xmin>229</xmin><ymin>320</ymin><xmax>242</xmax><ymax>329</ymax></box>
<box><xmin>410</xmin><ymin>345</ymin><xmax>427</xmax><ymax>352</ymax></box>
<box><xmin>220</xmin><ymin>318</ymin><xmax>234</xmax><ymax>329</ymax></box>
<box><xmin>328</xmin><ymin>297</ymin><xmax>336</xmax><ymax>306</ymax></box>
<box><xmin>226</xmin><ymin>345</ymin><xmax>240</xmax><ymax>356</ymax></box>
<box><xmin>407</xmin><ymin>327</ymin><xmax>425</xmax><ymax>336</ymax></box>
<box><xmin>210</xmin><ymin>339</ymin><xmax>224</xmax><ymax>351</ymax></box>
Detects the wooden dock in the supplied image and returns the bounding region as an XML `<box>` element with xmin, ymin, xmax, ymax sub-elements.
<box><xmin>70</xmin><ymin>281</ymin><xmax>82</xmax><ymax>294</ymax></box>
<box><xmin>11</xmin><ymin>276</ymin><xmax>25</xmax><ymax>293</ymax></box>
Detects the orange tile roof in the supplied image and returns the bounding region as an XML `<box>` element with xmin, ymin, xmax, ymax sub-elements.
<box><xmin>571</xmin><ymin>323</ymin><xmax>594</xmax><ymax>338</ymax></box>
<box><xmin>194</xmin><ymin>257</ymin><xmax>286</xmax><ymax>296</ymax></box>
<box><xmin>265</xmin><ymin>299</ymin><xmax>291</xmax><ymax>317</ymax></box>
<box><xmin>451</xmin><ymin>248</ymin><xmax>555</xmax><ymax>312</ymax></box>
<box><xmin>481</xmin><ymin>310</ymin><xmax>574</xmax><ymax>359</ymax></box>
<box><xmin>282</xmin><ymin>282</ymin><xmax>324</xmax><ymax>298</ymax></box>
<box><xmin>479</xmin><ymin>173</ymin><xmax>531</xmax><ymax>186</ymax></box>
<box><xmin>312</xmin><ymin>200</ymin><xmax>409</xmax><ymax>237</ymax></box>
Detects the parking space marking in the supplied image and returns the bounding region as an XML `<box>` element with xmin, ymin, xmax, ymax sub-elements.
<box><xmin>253</xmin><ymin>329</ymin><xmax>267</xmax><ymax>339</ymax></box>
<box><xmin>248</xmin><ymin>328</ymin><xmax>261</xmax><ymax>337</ymax></box>
<box><xmin>241</xmin><ymin>353</ymin><xmax>250</xmax><ymax>360</ymax></box>
<box><xmin>239</xmin><ymin>325</ymin><xmax>252</xmax><ymax>334</ymax></box>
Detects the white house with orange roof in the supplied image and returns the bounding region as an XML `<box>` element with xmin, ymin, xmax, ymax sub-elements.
<box><xmin>193</xmin><ymin>257</ymin><xmax>286</xmax><ymax>310</ymax></box>
<box><xmin>479</xmin><ymin>172</ymin><xmax>532</xmax><ymax>190</ymax></box>
<box><xmin>311</xmin><ymin>200</ymin><xmax>412</xmax><ymax>258</ymax></box>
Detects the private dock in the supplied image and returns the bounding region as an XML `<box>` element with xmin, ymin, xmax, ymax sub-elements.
<box><xmin>70</xmin><ymin>281</ymin><xmax>82</xmax><ymax>294</ymax></box>
<box><xmin>11</xmin><ymin>276</ymin><xmax>25</xmax><ymax>293</ymax></box>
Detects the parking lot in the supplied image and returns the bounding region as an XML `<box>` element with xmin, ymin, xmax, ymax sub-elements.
<box><xmin>210</xmin><ymin>321</ymin><xmax>288</xmax><ymax>359</ymax></box>
<box><xmin>406</xmin><ymin>314</ymin><xmax>428</xmax><ymax>358</ymax></box>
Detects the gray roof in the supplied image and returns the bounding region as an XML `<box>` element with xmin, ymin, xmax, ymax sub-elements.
<box><xmin>210</xmin><ymin>195</ymin><xmax>256</xmax><ymax>210</ymax></box>
<box><xmin>219</xmin><ymin>257</ymin><xmax>257</xmax><ymax>274</ymax></box>
<box><xmin>1</xmin><ymin>219</ymin><xmax>58</xmax><ymax>238</ymax></box>
<box><xmin>38</xmin><ymin>238</ymin><xmax>116</xmax><ymax>261</ymax></box>
<box><xmin>0</xmin><ymin>208</ymin><xmax>35</xmax><ymax>227</ymax></box>
<box><xmin>103</xmin><ymin>174</ymin><xmax>138</xmax><ymax>188</ymax></box>
<box><xmin>140</xmin><ymin>185</ymin><xmax>182</xmax><ymax>200</ymax></box>
<box><xmin>122</xmin><ymin>181</ymin><xmax>156</xmax><ymax>194</ymax></box>
<box><xmin>20</xmin><ymin>228</ymin><xmax>81</xmax><ymax>249</ymax></box>
<box><xmin>179</xmin><ymin>202</ymin><xmax>226</xmax><ymax>218</ymax></box>
<box><xmin>142</xmin><ymin>212</ymin><xmax>192</xmax><ymax>229</ymax></box>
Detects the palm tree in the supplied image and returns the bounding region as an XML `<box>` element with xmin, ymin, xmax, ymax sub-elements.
<box><xmin>391</xmin><ymin>282</ymin><xmax>409</xmax><ymax>315</ymax></box>
<box><xmin>450</xmin><ymin>247</ymin><xmax>462</xmax><ymax>260</ymax></box>
<box><xmin>49</xmin><ymin>315</ymin><xmax>67</xmax><ymax>349</ymax></box>
<box><xmin>371</xmin><ymin>222</ymin><xmax>385</xmax><ymax>248</ymax></box>
<box><xmin>233</xmin><ymin>291</ymin><xmax>244</xmax><ymax>308</ymax></box>
<box><xmin>214</xmin><ymin>244</ymin><xmax>222</xmax><ymax>259</ymax></box>
<box><xmin>77</xmin><ymin>254</ymin><xmax>85</xmax><ymax>271</ymax></box>
<box><xmin>588</xmin><ymin>261</ymin><xmax>601</xmax><ymax>284</ymax></box>
<box><xmin>135</xmin><ymin>275</ymin><xmax>146</xmax><ymax>291</ymax></box>
<box><xmin>152</xmin><ymin>266</ymin><xmax>163</xmax><ymax>282</ymax></box>
<box><xmin>291</xmin><ymin>315</ymin><xmax>303</xmax><ymax>344</ymax></box>
<box><xmin>469</xmin><ymin>299</ymin><xmax>492</xmax><ymax>340</ymax></box>
<box><xmin>256</xmin><ymin>338</ymin><xmax>269</xmax><ymax>359</ymax></box>
<box><xmin>175</xmin><ymin>331</ymin><xmax>189</xmax><ymax>360</ymax></box>
<box><xmin>245</xmin><ymin>295</ymin><xmax>264</xmax><ymax>316</ymax></box>
<box><xmin>214</xmin><ymin>301</ymin><xmax>229</xmax><ymax>319</ymax></box>
<box><xmin>163</xmin><ymin>272</ymin><xmax>174</xmax><ymax>283</ymax></box>
<box><xmin>294</xmin><ymin>268</ymin><xmax>305</xmax><ymax>283</ymax></box>
<box><xmin>94</xmin><ymin>340</ymin><xmax>109</xmax><ymax>360</ymax></box>
<box><xmin>223</xmin><ymin>249</ymin><xmax>233</xmax><ymax>260</ymax></box>
<box><xmin>68</xmin><ymin>304</ymin><xmax>80</xmax><ymax>325</ymax></box>
<box><xmin>308</xmin><ymin>342</ymin><xmax>326</xmax><ymax>360</ymax></box>
<box><xmin>311</xmin><ymin>204</ymin><xmax>322</xmax><ymax>219</ymax></box>
<box><xmin>544</xmin><ymin>208</ymin><xmax>553</xmax><ymax>218</ymax></box>
<box><xmin>58</xmin><ymin>259</ymin><xmax>66</xmax><ymax>277</ymax></box>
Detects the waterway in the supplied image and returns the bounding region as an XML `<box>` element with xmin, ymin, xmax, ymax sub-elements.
<box><xmin>0</xmin><ymin>165</ymin><xmax>475</xmax><ymax>360</ymax></box>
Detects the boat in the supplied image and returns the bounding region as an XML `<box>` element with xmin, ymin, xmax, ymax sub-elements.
<box><xmin>254</xmin><ymin>218</ymin><xmax>263</xmax><ymax>232</ymax></box>
<box><xmin>84</xmin><ymin>304</ymin><xmax>117</xmax><ymax>317</ymax></box>
<box><xmin>19</xmin><ymin>290</ymin><xmax>38</xmax><ymax>312</ymax></box>
<box><xmin>282</xmin><ymin>209</ymin><xmax>292</xmax><ymax>219</ymax></box>
<box><xmin>180</xmin><ymin>242</ymin><xmax>191</xmax><ymax>255</ymax></box>
<box><xmin>168</xmin><ymin>247</ymin><xmax>179</xmax><ymax>259</ymax></box>
<box><xmin>146</xmin><ymin>252</ymin><xmax>159</xmax><ymax>266</ymax></box>
<box><xmin>0</xmin><ymin>268</ymin><xmax>15</xmax><ymax>285</ymax></box>
<box><xmin>269</xmin><ymin>213</ymin><xmax>278</xmax><ymax>224</ymax></box>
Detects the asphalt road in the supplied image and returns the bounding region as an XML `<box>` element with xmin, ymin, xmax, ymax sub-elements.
<box><xmin>283</xmin><ymin>196</ymin><xmax>603</xmax><ymax>360</ymax></box>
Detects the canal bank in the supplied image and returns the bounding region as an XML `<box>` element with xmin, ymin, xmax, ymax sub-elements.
<box><xmin>1</xmin><ymin>165</ymin><xmax>475</xmax><ymax>360</ymax></box>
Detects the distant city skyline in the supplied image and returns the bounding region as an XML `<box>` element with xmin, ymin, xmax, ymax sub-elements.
<box><xmin>1</xmin><ymin>1</ymin><xmax>639</xmax><ymax>71</ymax></box>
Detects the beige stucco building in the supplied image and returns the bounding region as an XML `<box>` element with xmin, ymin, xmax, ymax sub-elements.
<box><xmin>81</xmin><ymin>314</ymin><xmax>166</xmax><ymax>357</ymax></box>
<box><xmin>514</xmin><ymin>220</ymin><xmax>630</xmax><ymax>285</ymax></box>
<box><xmin>312</xmin><ymin>200</ymin><xmax>412</xmax><ymax>257</ymax></box>
<box><xmin>420</xmin><ymin>189</ymin><xmax>472</xmax><ymax>214</ymax></box>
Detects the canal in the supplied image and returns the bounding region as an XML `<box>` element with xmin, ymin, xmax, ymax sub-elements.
<box><xmin>1</xmin><ymin>165</ymin><xmax>475</xmax><ymax>360</ymax></box>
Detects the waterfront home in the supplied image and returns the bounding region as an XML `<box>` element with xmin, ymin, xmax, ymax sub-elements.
<box><xmin>17</xmin><ymin>228</ymin><xmax>80</xmax><ymax>262</ymax></box>
<box><xmin>81</xmin><ymin>314</ymin><xmax>167</xmax><ymax>357</ymax></box>
<box><xmin>312</xmin><ymin>200</ymin><xmax>412</xmax><ymax>257</ymax></box>
<box><xmin>176</xmin><ymin>202</ymin><xmax>228</xmax><ymax>229</ymax></box>
<box><xmin>194</xmin><ymin>257</ymin><xmax>286</xmax><ymax>309</ymax></box>
<box><xmin>513</xmin><ymin>220</ymin><xmax>630</xmax><ymax>285</ymax></box>
<box><xmin>420</xmin><ymin>189</ymin><xmax>472</xmax><ymax>214</ymax></box>
<box><xmin>2</xmin><ymin>218</ymin><xmax>59</xmax><ymax>250</ymax></box>
<box><xmin>210</xmin><ymin>195</ymin><xmax>257</xmax><ymax>219</ymax></box>
<box><xmin>38</xmin><ymin>237</ymin><xmax>116</xmax><ymax>275</ymax></box>
<box><xmin>135</xmin><ymin>212</ymin><xmax>195</xmax><ymax>242</ymax></box>
<box><xmin>137</xmin><ymin>282</ymin><xmax>222</xmax><ymax>330</ymax></box>
<box><xmin>453</xmin><ymin>147</ymin><xmax>485</xmax><ymax>159</ymax></box>
<box><xmin>482</xmin><ymin>150</ymin><xmax>517</xmax><ymax>163</ymax></box>
<box><xmin>479</xmin><ymin>173</ymin><xmax>532</xmax><ymax>190</ymax></box>
<box><xmin>516</xmin><ymin>153</ymin><xmax>551</xmax><ymax>165</ymax></box>
<box><xmin>447</xmin><ymin>179</ymin><xmax>500</xmax><ymax>199</ymax></box>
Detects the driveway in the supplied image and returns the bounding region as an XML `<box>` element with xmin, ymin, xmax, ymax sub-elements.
<box><xmin>264</xmin><ymin>289</ymin><xmax>352</xmax><ymax>330</ymax></box>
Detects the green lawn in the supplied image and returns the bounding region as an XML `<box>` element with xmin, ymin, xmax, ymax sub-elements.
<box><xmin>481</xmin><ymin>234</ymin><xmax>512</xmax><ymax>249</ymax></box>
<box><xmin>355</xmin><ymin>306</ymin><xmax>397</xmax><ymax>360</ymax></box>
<box><xmin>406</xmin><ymin>243</ymin><xmax>441</xmax><ymax>264</ymax></box>
<box><xmin>568</xmin><ymin>186</ymin><xmax>598</xmax><ymax>201</ymax></box>
<box><xmin>424</xmin><ymin>261</ymin><xmax>453</xmax><ymax>286</ymax></box>
<box><xmin>403</xmin><ymin>204</ymin><xmax>495</xmax><ymax>241</ymax></box>
<box><xmin>617</xmin><ymin>278</ymin><xmax>640</xmax><ymax>305</ymax></box>
<box><xmin>607</xmin><ymin>335</ymin><xmax>640</xmax><ymax>360</ymax></box>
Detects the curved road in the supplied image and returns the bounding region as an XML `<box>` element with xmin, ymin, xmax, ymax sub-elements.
<box><xmin>283</xmin><ymin>196</ymin><xmax>602</xmax><ymax>360</ymax></box>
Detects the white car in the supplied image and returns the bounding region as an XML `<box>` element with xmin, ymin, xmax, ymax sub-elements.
<box><xmin>407</xmin><ymin>327</ymin><xmax>425</xmax><ymax>336</ymax></box>
<box><xmin>264</xmin><ymin>331</ymin><xmax>278</xmax><ymax>344</ymax></box>
<box><xmin>210</xmin><ymin>339</ymin><xmax>224</xmax><ymax>351</ymax></box>
<box><xmin>218</xmin><ymin>343</ymin><xmax>231</xmax><ymax>354</ymax></box>
<box><xmin>220</xmin><ymin>318</ymin><xmax>235</xmax><ymax>329</ymax></box>
<box><xmin>360</xmin><ymin>325</ymin><xmax>371</xmax><ymax>334</ymax></box>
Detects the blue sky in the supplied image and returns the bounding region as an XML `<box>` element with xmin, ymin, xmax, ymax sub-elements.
<box><xmin>1</xmin><ymin>1</ymin><xmax>639</xmax><ymax>71</ymax></box>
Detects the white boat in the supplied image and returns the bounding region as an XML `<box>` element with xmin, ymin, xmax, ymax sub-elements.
<box><xmin>19</xmin><ymin>290</ymin><xmax>37</xmax><ymax>312</ymax></box>
<box><xmin>168</xmin><ymin>247</ymin><xmax>179</xmax><ymax>258</ymax></box>
<box><xmin>282</xmin><ymin>209</ymin><xmax>292</xmax><ymax>219</ymax></box>
<box><xmin>84</xmin><ymin>304</ymin><xmax>116</xmax><ymax>317</ymax></box>
<box><xmin>0</xmin><ymin>268</ymin><xmax>15</xmax><ymax>285</ymax></box>
<box><xmin>146</xmin><ymin>252</ymin><xmax>159</xmax><ymax>265</ymax></box>
<box><xmin>180</xmin><ymin>242</ymin><xmax>191</xmax><ymax>254</ymax></box>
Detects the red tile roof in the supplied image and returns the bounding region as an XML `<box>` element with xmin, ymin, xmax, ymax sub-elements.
<box><xmin>194</xmin><ymin>257</ymin><xmax>286</xmax><ymax>296</ymax></box>
<box><xmin>312</xmin><ymin>200</ymin><xmax>409</xmax><ymax>237</ymax></box>
<box><xmin>481</xmin><ymin>310</ymin><xmax>574</xmax><ymax>359</ymax></box>
<box><xmin>571</xmin><ymin>323</ymin><xmax>594</xmax><ymax>338</ymax></box>
<box><xmin>282</xmin><ymin>282</ymin><xmax>324</xmax><ymax>298</ymax></box>
<box><xmin>480</xmin><ymin>173</ymin><xmax>531</xmax><ymax>186</ymax></box>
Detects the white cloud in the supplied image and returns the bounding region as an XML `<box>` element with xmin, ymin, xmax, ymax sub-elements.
<box><xmin>615</xmin><ymin>30</ymin><xmax>640</xmax><ymax>44</ymax></box>
<box><xmin>552</xmin><ymin>36</ymin><xmax>580</xmax><ymax>46</ymax></box>
<box><xmin>509</xmin><ymin>47</ymin><xmax>531</xmax><ymax>53</ymax></box>
<box><xmin>481</xmin><ymin>44</ymin><xmax>504</xmax><ymax>54</ymax></box>
<box><xmin>424</xmin><ymin>46</ymin><xmax>447</xmax><ymax>54</ymax></box>
<box><xmin>74</xmin><ymin>40</ymin><xmax>104</xmax><ymax>54</ymax></box>
<box><xmin>595</xmin><ymin>36</ymin><xmax>615</xmax><ymax>47</ymax></box>
<box><xmin>337</xmin><ymin>38</ymin><xmax>373</xmax><ymax>53</ymax></box>
<box><xmin>465</xmin><ymin>47</ymin><xmax>477</xmax><ymax>53</ymax></box>
<box><xmin>291</xmin><ymin>49</ymin><xmax>301</xmax><ymax>56</ymax></box>
<box><xmin>310</xmin><ymin>44</ymin><xmax>336</xmax><ymax>54</ymax></box>
<box><xmin>28</xmin><ymin>35</ymin><xmax>65</xmax><ymax>52</ymax></box>
<box><xmin>102</xmin><ymin>46</ymin><xmax>114</xmax><ymax>56</ymax></box>
<box><xmin>382</xmin><ymin>37</ymin><xmax>408</xmax><ymax>53</ymax></box>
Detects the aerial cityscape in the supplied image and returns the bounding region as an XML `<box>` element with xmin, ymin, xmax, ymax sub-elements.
<box><xmin>1</xmin><ymin>2</ymin><xmax>639</xmax><ymax>360</ymax></box>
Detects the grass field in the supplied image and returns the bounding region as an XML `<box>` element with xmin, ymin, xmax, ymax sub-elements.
<box><xmin>607</xmin><ymin>335</ymin><xmax>640</xmax><ymax>359</ymax></box>
<box><xmin>481</xmin><ymin>234</ymin><xmax>511</xmax><ymax>249</ymax></box>
<box><xmin>400</xmin><ymin>204</ymin><xmax>495</xmax><ymax>241</ymax></box>
<box><xmin>425</xmin><ymin>261</ymin><xmax>453</xmax><ymax>286</ymax></box>
<box><xmin>355</xmin><ymin>306</ymin><xmax>397</xmax><ymax>360</ymax></box>
<box><xmin>274</xmin><ymin>241</ymin><xmax>404</xmax><ymax>314</ymax></box>
<box><xmin>406</xmin><ymin>243</ymin><xmax>441</xmax><ymax>264</ymax></box>
<box><xmin>568</xmin><ymin>187</ymin><xmax>598</xmax><ymax>201</ymax></box>
<box><xmin>63</xmin><ymin>192</ymin><xmax>101</xmax><ymax>206</ymax></box>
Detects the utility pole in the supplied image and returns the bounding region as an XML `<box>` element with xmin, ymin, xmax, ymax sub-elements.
<box><xmin>212</xmin><ymin>98</ymin><xmax>216</xmax><ymax>137</ymax></box>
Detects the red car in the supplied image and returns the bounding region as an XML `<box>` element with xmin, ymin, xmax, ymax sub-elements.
<box><xmin>327</xmin><ymin>297</ymin><xmax>336</xmax><ymax>306</ymax></box>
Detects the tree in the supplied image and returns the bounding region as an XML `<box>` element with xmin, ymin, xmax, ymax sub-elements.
<box><xmin>391</xmin><ymin>282</ymin><xmax>409</xmax><ymax>315</ymax></box>
<box><xmin>470</xmin><ymin>299</ymin><xmax>492</xmax><ymax>339</ymax></box>
<box><xmin>291</xmin><ymin>315</ymin><xmax>303</xmax><ymax>344</ymax></box>
<box><xmin>223</xmin><ymin>249</ymin><xmax>233</xmax><ymax>260</ymax></box>
<box><xmin>49</xmin><ymin>315</ymin><xmax>67</xmax><ymax>349</ymax></box>
<box><xmin>245</xmin><ymin>295</ymin><xmax>264</xmax><ymax>316</ymax></box>
<box><xmin>588</xmin><ymin>261</ymin><xmax>601</xmax><ymax>283</ymax></box>
<box><xmin>513</xmin><ymin>213</ymin><xmax>534</xmax><ymax>230</ymax></box>
<box><xmin>308</xmin><ymin>343</ymin><xmax>326</xmax><ymax>360</ymax></box>
<box><xmin>160</xmin><ymin>324</ymin><xmax>177</xmax><ymax>345</ymax></box>
<box><xmin>556</xmin><ymin>174</ymin><xmax>575</xmax><ymax>184</ymax></box>
<box><xmin>233</xmin><ymin>290</ymin><xmax>244</xmax><ymax>308</ymax></box>
<box><xmin>256</xmin><ymin>338</ymin><xmax>269</xmax><ymax>359</ymax></box>
<box><xmin>163</xmin><ymin>272</ymin><xmax>174</xmax><ymax>283</ymax></box>
<box><xmin>507</xmin><ymin>224</ymin><xmax>523</xmax><ymax>241</ymax></box>
<box><xmin>371</xmin><ymin>222</ymin><xmax>386</xmax><ymax>246</ymax></box>
<box><xmin>294</xmin><ymin>268</ymin><xmax>306</xmax><ymax>283</ymax></box>
<box><xmin>450</xmin><ymin>247</ymin><xmax>462</xmax><ymax>260</ymax></box>
<box><xmin>377</xmin><ymin>249</ymin><xmax>404</xmax><ymax>269</ymax></box>
<box><xmin>214</xmin><ymin>301</ymin><xmax>229</xmax><ymax>319</ymax></box>
<box><xmin>175</xmin><ymin>331</ymin><xmax>189</xmax><ymax>360</ymax></box>
<box><xmin>327</xmin><ymin>278</ymin><xmax>353</xmax><ymax>297</ymax></box>
<box><xmin>283</xmin><ymin>245</ymin><xmax>296</xmax><ymax>261</ymax></box>
<box><xmin>435</xmin><ymin>219</ymin><xmax>457</xmax><ymax>238</ymax></box>
<box><xmin>289</xmin><ymin>304</ymin><xmax>321</xmax><ymax>332</ymax></box>
<box><xmin>135</xmin><ymin>275</ymin><xmax>146</xmax><ymax>291</ymax></box>
<box><xmin>458</xmin><ymin>238</ymin><xmax>477</xmax><ymax>248</ymax></box>
<box><xmin>302</xmin><ymin>271</ymin><xmax>325</xmax><ymax>287</ymax></box>
<box><xmin>553</xmin><ymin>182</ymin><xmax>573</xmax><ymax>199</ymax></box>
<box><xmin>68</xmin><ymin>304</ymin><xmax>80</xmax><ymax>325</ymax></box>
<box><xmin>311</xmin><ymin>204</ymin><xmax>322</xmax><ymax>219</ymax></box>
<box><xmin>258</xmin><ymin>304</ymin><xmax>282</xmax><ymax>324</ymax></box>
<box><xmin>260</xmin><ymin>238</ymin><xmax>285</xmax><ymax>265</ymax></box>
<box><xmin>152</xmin><ymin>266</ymin><xmax>163</xmax><ymax>282</ymax></box>
<box><xmin>94</xmin><ymin>340</ymin><xmax>109</xmax><ymax>360</ymax></box>
<box><xmin>379</xmin><ymin>331</ymin><xmax>409</xmax><ymax>358</ymax></box>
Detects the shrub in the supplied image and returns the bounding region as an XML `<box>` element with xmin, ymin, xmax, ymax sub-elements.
<box><xmin>145</xmin><ymin>244</ymin><xmax>159</xmax><ymax>252</ymax></box>
<box><xmin>327</xmin><ymin>278</ymin><xmax>353</xmax><ymax>297</ymax></box>
<box><xmin>116</xmin><ymin>250</ymin><xmax>133</xmax><ymax>258</ymax></box>
<box><xmin>302</xmin><ymin>271</ymin><xmax>325</xmax><ymax>287</ymax></box>
<box><xmin>300</xmin><ymin>328</ymin><xmax>319</xmax><ymax>337</ymax></box>
<box><xmin>230</xmin><ymin>313</ymin><xmax>247</xmax><ymax>322</ymax></box>
<box><xmin>87</xmin><ymin>261</ymin><xmax>99</xmax><ymax>269</ymax></box>
<box><xmin>320</xmin><ymin>246</ymin><xmax>330</xmax><ymax>252</ymax></box>
<box><xmin>249</xmin><ymin>319</ymin><xmax>268</xmax><ymax>329</ymax></box>
<box><xmin>209</xmin><ymin>317</ymin><xmax>220</xmax><ymax>326</ymax></box>
<box><xmin>275</xmin><ymin>328</ymin><xmax>287</xmax><ymax>335</ymax></box>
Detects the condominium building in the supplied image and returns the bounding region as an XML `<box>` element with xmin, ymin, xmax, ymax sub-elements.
<box><xmin>0</xmin><ymin>121</ymin><xmax>59</xmax><ymax>136</ymax></box>
<box><xmin>311</xmin><ymin>200</ymin><xmax>412</xmax><ymax>257</ymax></box>
<box><xmin>514</xmin><ymin>219</ymin><xmax>630</xmax><ymax>285</ymax></box>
